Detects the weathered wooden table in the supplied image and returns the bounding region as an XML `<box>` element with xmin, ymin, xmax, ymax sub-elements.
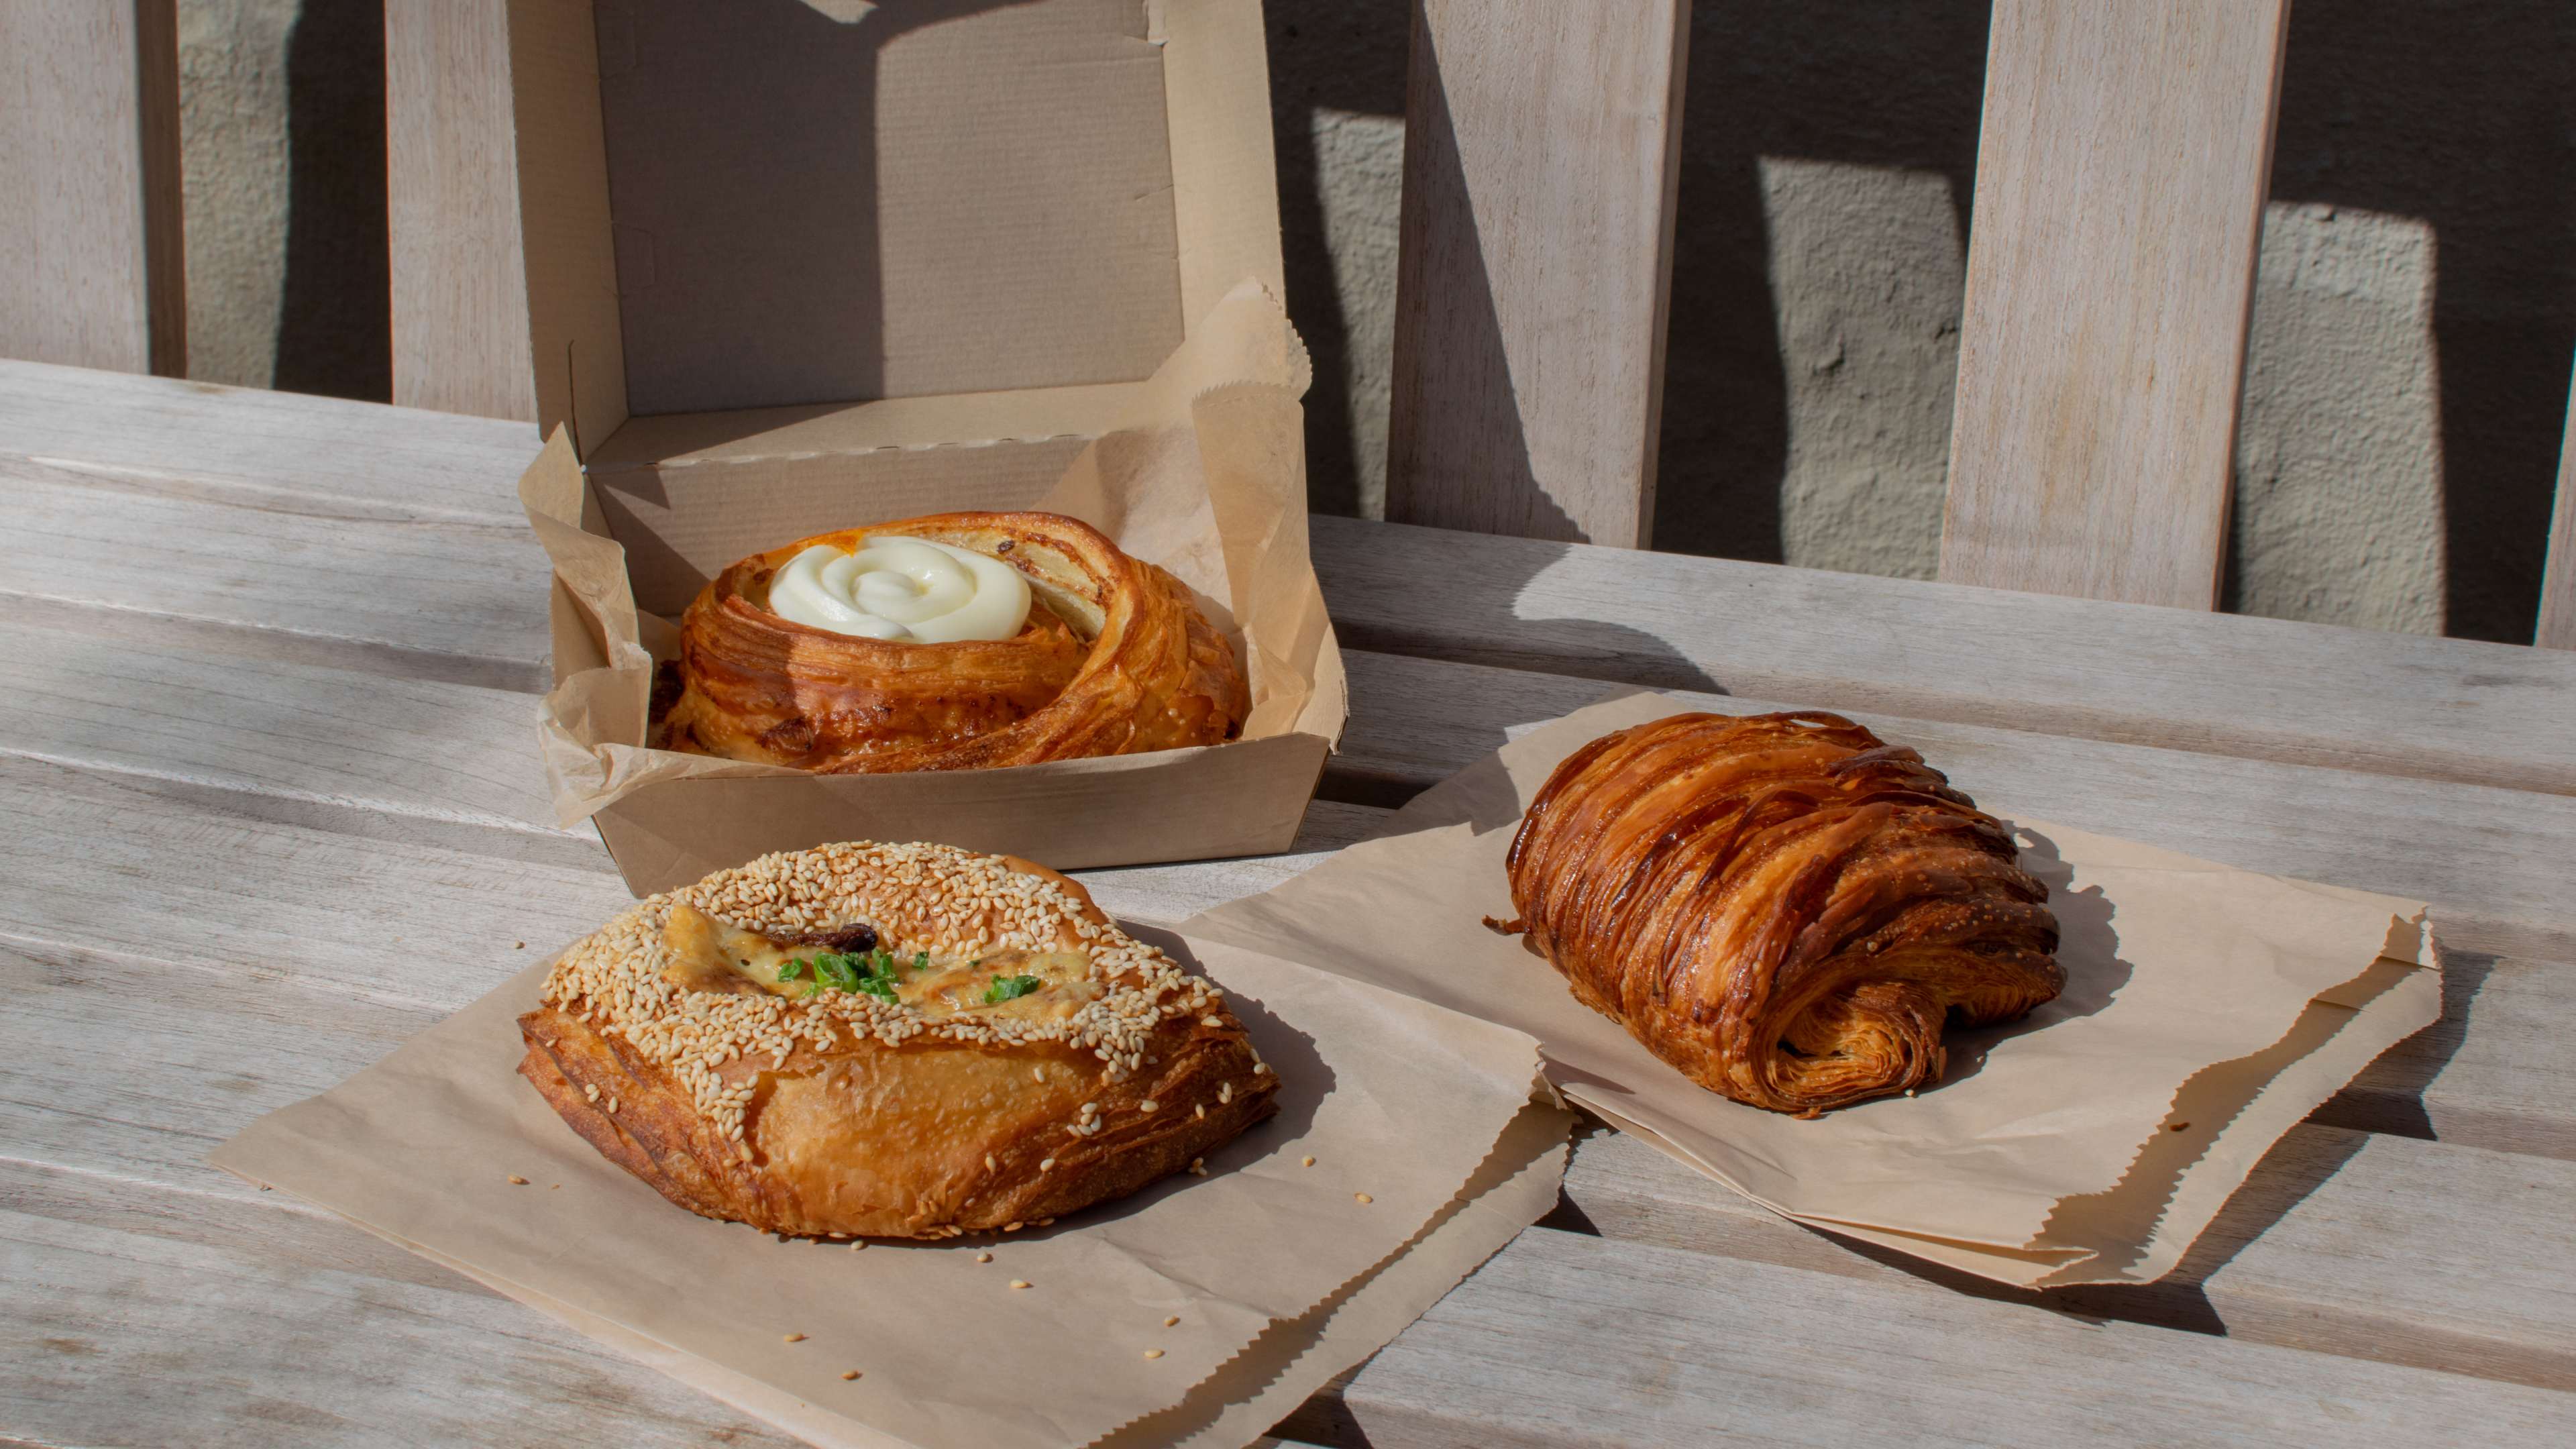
<box><xmin>4</xmin><ymin>358</ymin><xmax>2573</xmax><ymax>1445</ymax></box>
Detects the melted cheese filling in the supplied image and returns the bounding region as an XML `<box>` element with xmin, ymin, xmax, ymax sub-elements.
<box><xmin>660</xmin><ymin>904</ymin><xmax>1102</xmax><ymax>1023</ymax></box>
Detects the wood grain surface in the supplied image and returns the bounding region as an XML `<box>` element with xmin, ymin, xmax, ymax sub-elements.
<box><xmin>386</xmin><ymin>0</ymin><xmax>537</xmax><ymax>423</ymax></box>
<box><xmin>0</xmin><ymin>0</ymin><xmax>184</xmax><ymax>376</ymax></box>
<box><xmin>6</xmin><ymin>361</ymin><xmax>2576</xmax><ymax>1444</ymax></box>
<box><xmin>1385</xmin><ymin>0</ymin><xmax>1688</xmax><ymax>547</ymax></box>
<box><xmin>1940</xmin><ymin>0</ymin><xmax>2289</xmax><ymax>608</ymax></box>
<box><xmin>2538</xmin><ymin>365</ymin><xmax>2576</xmax><ymax>649</ymax></box>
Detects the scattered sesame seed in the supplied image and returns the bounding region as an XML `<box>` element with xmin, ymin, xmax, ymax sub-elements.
<box><xmin>506</xmin><ymin>1175</ymin><xmax>529</xmax><ymax>1185</ymax></box>
<box><xmin>1355</xmin><ymin>1193</ymin><xmax>1373</xmax><ymax>1204</ymax></box>
<box><xmin>1010</xmin><ymin>1279</ymin><xmax>1031</xmax><ymax>1290</ymax></box>
<box><xmin>976</xmin><ymin>1252</ymin><xmax>994</xmax><ymax>1263</ymax></box>
<box><xmin>1188</xmin><ymin>1158</ymin><xmax>1207</xmax><ymax>1177</ymax></box>
<box><xmin>1301</xmin><ymin>1156</ymin><xmax>1316</xmax><ymax>1167</ymax></box>
<box><xmin>1143</xmin><ymin>1349</ymin><xmax>1164</xmax><ymax>1360</ymax></box>
<box><xmin>784</xmin><ymin>1333</ymin><xmax>806</xmax><ymax>1343</ymax></box>
<box><xmin>841</xmin><ymin>1370</ymin><xmax>861</xmax><ymax>1381</ymax></box>
<box><xmin>850</xmin><ymin>1241</ymin><xmax>865</xmax><ymax>1252</ymax></box>
<box><xmin>515</xmin><ymin>941</ymin><xmax>527</xmax><ymax>949</ymax></box>
<box><xmin>1163</xmin><ymin>1316</ymin><xmax>1179</xmax><ymax>1328</ymax></box>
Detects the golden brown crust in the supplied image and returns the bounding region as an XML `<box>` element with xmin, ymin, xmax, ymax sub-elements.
<box><xmin>518</xmin><ymin>843</ymin><xmax>1279</xmax><ymax>1238</ymax></box>
<box><xmin>664</xmin><ymin>511</ymin><xmax>1250</xmax><ymax>772</ymax></box>
<box><xmin>1501</xmin><ymin>712</ymin><xmax>2063</xmax><ymax>1115</ymax></box>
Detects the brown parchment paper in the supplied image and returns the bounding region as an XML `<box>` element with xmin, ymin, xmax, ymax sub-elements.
<box><xmin>213</xmin><ymin>936</ymin><xmax>1560</xmax><ymax>1449</ymax></box>
<box><xmin>1181</xmin><ymin>692</ymin><xmax>2445</xmax><ymax>1289</ymax></box>
<box><xmin>523</xmin><ymin>280</ymin><xmax>1348</xmax><ymax>883</ymax></box>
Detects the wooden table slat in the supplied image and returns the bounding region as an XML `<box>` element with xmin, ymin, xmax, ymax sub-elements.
<box><xmin>5</xmin><ymin>750</ymin><xmax>2574</xmax><ymax>1402</ymax></box>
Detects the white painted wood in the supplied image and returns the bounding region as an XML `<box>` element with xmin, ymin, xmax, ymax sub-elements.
<box><xmin>0</xmin><ymin>1</ymin><xmax>185</xmax><ymax>376</ymax></box>
<box><xmin>1344</xmin><ymin>1228</ymin><xmax>2576</xmax><ymax>1447</ymax></box>
<box><xmin>1941</xmin><ymin>0</ymin><xmax>2289</xmax><ymax>608</ymax></box>
<box><xmin>1313</xmin><ymin>515</ymin><xmax>2576</xmax><ymax>799</ymax></box>
<box><xmin>1385</xmin><ymin>0</ymin><xmax>1688</xmax><ymax>547</ymax></box>
<box><xmin>2538</xmin><ymin>362</ymin><xmax>2576</xmax><ymax>649</ymax></box>
<box><xmin>386</xmin><ymin>0</ymin><xmax>537</xmax><ymax>423</ymax></box>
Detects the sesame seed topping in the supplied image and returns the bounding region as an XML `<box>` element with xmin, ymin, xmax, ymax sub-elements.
<box><xmin>1138</xmin><ymin>1099</ymin><xmax>1158</xmax><ymax>1113</ymax></box>
<box><xmin>1039</xmin><ymin>1158</ymin><xmax>1055</xmax><ymax>1171</ymax></box>
<box><xmin>531</xmin><ymin>841</ymin><xmax>1243</xmax><ymax>1149</ymax></box>
<box><xmin>1004</xmin><ymin>1221</ymin><xmax>1022</xmax><ymax>1232</ymax></box>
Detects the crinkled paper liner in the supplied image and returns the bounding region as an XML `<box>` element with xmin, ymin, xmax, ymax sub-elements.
<box><xmin>1181</xmin><ymin>690</ymin><xmax>2444</xmax><ymax>1289</ymax></box>
<box><xmin>215</xmin><ymin>937</ymin><xmax>1568</xmax><ymax>1449</ymax></box>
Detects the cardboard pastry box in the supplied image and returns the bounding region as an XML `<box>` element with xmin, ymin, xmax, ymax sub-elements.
<box><xmin>502</xmin><ymin>0</ymin><xmax>1345</xmax><ymax>895</ymax></box>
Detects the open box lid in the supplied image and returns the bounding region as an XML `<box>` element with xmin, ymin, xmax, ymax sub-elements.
<box><xmin>505</xmin><ymin>0</ymin><xmax>1286</xmax><ymax>460</ymax></box>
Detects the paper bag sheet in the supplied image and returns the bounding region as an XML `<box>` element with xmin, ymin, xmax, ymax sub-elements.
<box><xmin>214</xmin><ymin>938</ymin><xmax>1559</xmax><ymax>1449</ymax></box>
<box><xmin>1181</xmin><ymin>692</ymin><xmax>2443</xmax><ymax>1288</ymax></box>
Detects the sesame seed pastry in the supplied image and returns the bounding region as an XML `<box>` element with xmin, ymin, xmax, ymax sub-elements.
<box><xmin>517</xmin><ymin>841</ymin><xmax>1279</xmax><ymax>1238</ymax></box>
<box><xmin>1493</xmin><ymin>712</ymin><xmax>2063</xmax><ymax>1116</ymax></box>
<box><xmin>659</xmin><ymin>511</ymin><xmax>1249</xmax><ymax>771</ymax></box>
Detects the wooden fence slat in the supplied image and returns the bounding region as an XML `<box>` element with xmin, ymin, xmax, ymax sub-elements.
<box><xmin>1940</xmin><ymin>0</ymin><xmax>2290</xmax><ymax>608</ymax></box>
<box><xmin>1385</xmin><ymin>0</ymin><xmax>1688</xmax><ymax>547</ymax></box>
<box><xmin>386</xmin><ymin>0</ymin><xmax>537</xmax><ymax>422</ymax></box>
<box><xmin>2537</xmin><ymin>362</ymin><xmax>2576</xmax><ymax>649</ymax></box>
<box><xmin>0</xmin><ymin>0</ymin><xmax>184</xmax><ymax>375</ymax></box>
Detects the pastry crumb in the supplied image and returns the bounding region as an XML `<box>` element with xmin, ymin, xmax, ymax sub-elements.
<box><xmin>515</xmin><ymin>941</ymin><xmax>526</xmax><ymax>949</ymax></box>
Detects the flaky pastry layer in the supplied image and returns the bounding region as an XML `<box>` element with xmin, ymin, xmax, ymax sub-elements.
<box><xmin>1500</xmin><ymin>712</ymin><xmax>2063</xmax><ymax>1115</ymax></box>
<box><xmin>663</xmin><ymin>511</ymin><xmax>1248</xmax><ymax>771</ymax></box>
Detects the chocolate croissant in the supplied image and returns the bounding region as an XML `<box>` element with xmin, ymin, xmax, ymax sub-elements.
<box><xmin>1499</xmin><ymin>712</ymin><xmax>2062</xmax><ymax>1115</ymax></box>
<box><xmin>663</xmin><ymin>511</ymin><xmax>1248</xmax><ymax>771</ymax></box>
<box><xmin>519</xmin><ymin>841</ymin><xmax>1279</xmax><ymax>1238</ymax></box>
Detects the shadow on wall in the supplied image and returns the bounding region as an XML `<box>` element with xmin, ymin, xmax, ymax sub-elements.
<box><xmin>273</xmin><ymin>0</ymin><xmax>388</xmax><ymax>401</ymax></box>
<box><xmin>1267</xmin><ymin>0</ymin><xmax>2573</xmax><ymax>643</ymax></box>
<box><xmin>2264</xmin><ymin>0</ymin><xmax>2576</xmax><ymax>643</ymax></box>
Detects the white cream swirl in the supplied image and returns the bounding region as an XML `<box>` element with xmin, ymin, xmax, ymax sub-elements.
<box><xmin>765</xmin><ymin>537</ymin><xmax>1032</xmax><ymax>643</ymax></box>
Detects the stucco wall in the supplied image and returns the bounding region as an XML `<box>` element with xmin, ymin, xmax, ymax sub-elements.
<box><xmin>175</xmin><ymin>1</ymin><xmax>2574</xmax><ymax>643</ymax></box>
